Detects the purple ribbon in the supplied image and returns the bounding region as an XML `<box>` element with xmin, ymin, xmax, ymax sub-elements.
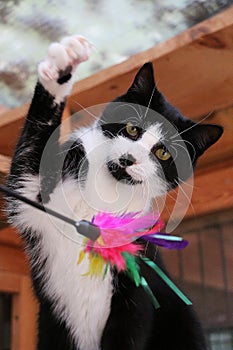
<box><xmin>142</xmin><ymin>233</ymin><xmax>188</xmax><ymax>250</ymax></box>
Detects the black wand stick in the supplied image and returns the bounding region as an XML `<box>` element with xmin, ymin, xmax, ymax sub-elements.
<box><xmin>0</xmin><ymin>184</ymin><xmax>100</xmax><ymax>241</ymax></box>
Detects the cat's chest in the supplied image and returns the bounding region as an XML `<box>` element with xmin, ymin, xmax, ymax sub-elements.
<box><xmin>39</xmin><ymin>176</ymin><xmax>147</xmax><ymax>349</ymax></box>
<box><xmin>40</xmin><ymin>181</ymin><xmax>113</xmax><ymax>350</ymax></box>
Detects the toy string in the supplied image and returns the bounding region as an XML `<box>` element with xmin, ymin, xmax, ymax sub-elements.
<box><xmin>0</xmin><ymin>184</ymin><xmax>100</xmax><ymax>241</ymax></box>
<box><xmin>141</xmin><ymin>257</ymin><xmax>192</xmax><ymax>306</ymax></box>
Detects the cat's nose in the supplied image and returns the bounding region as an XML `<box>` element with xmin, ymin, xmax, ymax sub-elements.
<box><xmin>119</xmin><ymin>154</ymin><xmax>136</xmax><ymax>167</ymax></box>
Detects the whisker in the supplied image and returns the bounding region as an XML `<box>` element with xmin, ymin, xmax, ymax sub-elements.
<box><xmin>153</xmin><ymin>245</ymin><xmax>159</xmax><ymax>262</ymax></box>
<box><xmin>137</xmin><ymin>103</ymin><xmax>144</xmax><ymax>120</ymax></box>
<box><xmin>173</xmin><ymin>141</ymin><xmax>196</xmax><ymax>163</ymax></box>
<box><xmin>163</xmin><ymin>203</ymin><xmax>173</xmax><ymax>219</ymax></box>
<box><xmin>174</xmin><ymin>179</ymin><xmax>195</xmax><ymax>214</ymax></box>
<box><xmin>144</xmin><ymin>86</ymin><xmax>156</xmax><ymax>119</ymax></box>
<box><xmin>103</xmin><ymin>130</ymin><xmax>116</xmax><ymax>138</ymax></box>
<box><xmin>111</xmin><ymin>103</ymin><xmax>142</xmax><ymax>122</ymax></box>
<box><xmin>172</xmin><ymin>140</ymin><xmax>194</xmax><ymax>156</ymax></box>
<box><xmin>172</xmin><ymin>139</ymin><xmax>197</xmax><ymax>158</ymax></box>
<box><xmin>165</xmin><ymin>190</ymin><xmax>185</xmax><ymax>207</ymax></box>
<box><xmin>144</xmin><ymin>240</ymin><xmax>149</xmax><ymax>256</ymax></box>
<box><xmin>58</xmin><ymin>142</ymin><xmax>83</xmax><ymax>155</ymax></box>
<box><xmin>124</xmin><ymin>103</ymin><xmax>142</xmax><ymax>120</ymax></box>
<box><xmin>170</xmin><ymin>145</ymin><xmax>178</xmax><ymax>163</ymax></box>
<box><xmin>176</xmin><ymin>176</ymin><xmax>197</xmax><ymax>189</ymax></box>
<box><xmin>72</xmin><ymin>100</ymin><xmax>100</xmax><ymax>121</ymax></box>
<box><xmin>172</xmin><ymin>141</ymin><xmax>189</xmax><ymax>154</ymax></box>
<box><xmin>171</xmin><ymin>111</ymin><xmax>213</xmax><ymax>139</ymax></box>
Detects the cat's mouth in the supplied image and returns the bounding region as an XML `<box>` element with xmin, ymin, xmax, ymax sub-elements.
<box><xmin>107</xmin><ymin>161</ymin><xmax>142</xmax><ymax>185</ymax></box>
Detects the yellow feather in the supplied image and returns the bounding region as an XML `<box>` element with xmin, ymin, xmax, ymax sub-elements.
<box><xmin>97</xmin><ymin>236</ymin><xmax>105</xmax><ymax>246</ymax></box>
<box><xmin>77</xmin><ymin>250</ymin><xmax>85</xmax><ymax>265</ymax></box>
<box><xmin>84</xmin><ymin>254</ymin><xmax>105</xmax><ymax>276</ymax></box>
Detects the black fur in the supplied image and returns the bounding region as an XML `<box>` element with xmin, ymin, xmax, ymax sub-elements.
<box><xmin>100</xmin><ymin>63</ymin><xmax>223</xmax><ymax>189</ymax></box>
<box><xmin>6</xmin><ymin>61</ymin><xmax>223</xmax><ymax>350</ymax></box>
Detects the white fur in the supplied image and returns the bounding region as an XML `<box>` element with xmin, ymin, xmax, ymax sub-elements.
<box><xmin>76</xmin><ymin>126</ymin><xmax>150</xmax><ymax>213</ymax></box>
<box><xmin>38</xmin><ymin>35</ymin><xmax>91</xmax><ymax>104</ymax></box>
<box><xmin>14</xmin><ymin>176</ymin><xmax>112</xmax><ymax>350</ymax></box>
<box><xmin>42</xmin><ymin>180</ymin><xmax>113</xmax><ymax>350</ymax></box>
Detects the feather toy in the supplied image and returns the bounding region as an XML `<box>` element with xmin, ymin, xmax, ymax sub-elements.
<box><xmin>0</xmin><ymin>185</ymin><xmax>191</xmax><ymax>308</ymax></box>
<box><xmin>77</xmin><ymin>211</ymin><xmax>191</xmax><ymax>308</ymax></box>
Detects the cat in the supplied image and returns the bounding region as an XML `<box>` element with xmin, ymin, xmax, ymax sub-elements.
<box><xmin>6</xmin><ymin>35</ymin><xmax>223</xmax><ymax>350</ymax></box>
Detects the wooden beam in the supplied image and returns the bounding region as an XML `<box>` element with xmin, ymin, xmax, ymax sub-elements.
<box><xmin>0</xmin><ymin>105</ymin><xmax>70</xmax><ymax>157</ymax></box>
<box><xmin>161</xmin><ymin>159</ymin><xmax>233</xmax><ymax>223</ymax></box>
<box><xmin>0</xmin><ymin>105</ymin><xmax>9</xmax><ymax>115</ymax></box>
<box><xmin>0</xmin><ymin>105</ymin><xmax>28</xmax><ymax>157</ymax></box>
<box><xmin>0</xmin><ymin>154</ymin><xmax>11</xmax><ymax>174</ymax></box>
<box><xmin>68</xmin><ymin>6</ymin><xmax>233</xmax><ymax>118</ymax></box>
<box><xmin>0</xmin><ymin>271</ymin><xmax>21</xmax><ymax>293</ymax></box>
<box><xmin>0</xmin><ymin>245</ymin><xmax>29</xmax><ymax>274</ymax></box>
<box><xmin>0</xmin><ymin>7</ymin><xmax>233</xmax><ymax>157</ymax></box>
<box><xmin>195</xmin><ymin>106</ymin><xmax>233</xmax><ymax>169</ymax></box>
<box><xmin>190</xmin><ymin>159</ymin><xmax>233</xmax><ymax>216</ymax></box>
<box><xmin>11</xmin><ymin>276</ymin><xmax>38</xmax><ymax>350</ymax></box>
<box><xmin>0</xmin><ymin>227</ymin><xmax>23</xmax><ymax>248</ymax></box>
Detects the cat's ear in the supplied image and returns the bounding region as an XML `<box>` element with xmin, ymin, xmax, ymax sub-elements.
<box><xmin>188</xmin><ymin>124</ymin><xmax>223</xmax><ymax>155</ymax></box>
<box><xmin>128</xmin><ymin>62</ymin><xmax>157</xmax><ymax>95</ymax></box>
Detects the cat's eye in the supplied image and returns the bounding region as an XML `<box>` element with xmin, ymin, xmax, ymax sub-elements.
<box><xmin>125</xmin><ymin>123</ymin><xmax>138</xmax><ymax>138</ymax></box>
<box><xmin>155</xmin><ymin>148</ymin><xmax>171</xmax><ymax>161</ymax></box>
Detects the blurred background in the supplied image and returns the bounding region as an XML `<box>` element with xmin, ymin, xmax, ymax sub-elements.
<box><xmin>0</xmin><ymin>0</ymin><xmax>231</xmax><ymax>108</ymax></box>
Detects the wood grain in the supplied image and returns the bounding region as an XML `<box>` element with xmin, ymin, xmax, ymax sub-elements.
<box><xmin>11</xmin><ymin>276</ymin><xmax>38</xmax><ymax>350</ymax></box>
<box><xmin>0</xmin><ymin>245</ymin><xmax>29</xmax><ymax>274</ymax></box>
<box><xmin>161</xmin><ymin>159</ymin><xmax>233</xmax><ymax>222</ymax></box>
<box><xmin>68</xmin><ymin>6</ymin><xmax>233</xmax><ymax>117</ymax></box>
<box><xmin>0</xmin><ymin>271</ymin><xmax>21</xmax><ymax>293</ymax></box>
<box><xmin>0</xmin><ymin>227</ymin><xmax>23</xmax><ymax>248</ymax></box>
<box><xmin>0</xmin><ymin>154</ymin><xmax>11</xmax><ymax>174</ymax></box>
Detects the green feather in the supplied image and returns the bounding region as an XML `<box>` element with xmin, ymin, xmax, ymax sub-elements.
<box><xmin>122</xmin><ymin>252</ymin><xmax>141</xmax><ymax>287</ymax></box>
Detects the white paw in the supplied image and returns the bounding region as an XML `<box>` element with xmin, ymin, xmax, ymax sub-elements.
<box><xmin>38</xmin><ymin>60</ymin><xmax>59</xmax><ymax>81</ymax></box>
<box><xmin>38</xmin><ymin>35</ymin><xmax>91</xmax><ymax>103</ymax></box>
<box><xmin>61</xmin><ymin>35</ymin><xmax>91</xmax><ymax>63</ymax></box>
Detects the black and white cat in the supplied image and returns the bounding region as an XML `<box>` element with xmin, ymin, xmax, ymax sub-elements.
<box><xmin>6</xmin><ymin>35</ymin><xmax>223</xmax><ymax>350</ymax></box>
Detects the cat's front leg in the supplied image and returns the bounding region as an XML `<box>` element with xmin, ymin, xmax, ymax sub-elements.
<box><xmin>101</xmin><ymin>273</ymin><xmax>155</xmax><ymax>350</ymax></box>
<box><xmin>38</xmin><ymin>35</ymin><xmax>90</xmax><ymax>104</ymax></box>
<box><xmin>7</xmin><ymin>35</ymin><xmax>91</xmax><ymax>230</ymax></box>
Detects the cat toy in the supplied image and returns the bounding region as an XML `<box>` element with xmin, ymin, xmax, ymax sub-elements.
<box><xmin>0</xmin><ymin>184</ymin><xmax>191</xmax><ymax>308</ymax></box>
<box><xmin>0</xmin><ymin>184</ymin><xmax>101</xmax><ymax>241</ymax></box>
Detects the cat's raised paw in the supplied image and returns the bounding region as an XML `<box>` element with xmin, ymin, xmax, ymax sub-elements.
<box><xmin>61</xmin><ymin>35</ymin><xmax>91</xmax><ymax>63</ymax></box>
<box><xmin>38</xmin><ymin>35</ymin><xmax>91</xmax><ymax>103</ymax></box>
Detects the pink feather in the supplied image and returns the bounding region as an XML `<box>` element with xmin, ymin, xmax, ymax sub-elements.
<box><xmin>85</xmin><ymin>240</ymin><xmax>142</xmax><ymax>271</ymax></box>
<box><xmin>82</xmin><ymin>212</ymin><xmax>163</xmax><ymax>270</ymax></box>
<box><xmin>92</xmin><ymin>212</ymin><xmax>163</xmax><ymax>247</ymax></box>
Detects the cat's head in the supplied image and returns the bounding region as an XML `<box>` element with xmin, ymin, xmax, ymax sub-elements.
<box><xmin>97</xmin><ymin>62</ymin><xmax>223</xmax><ymax>194</ymax></box>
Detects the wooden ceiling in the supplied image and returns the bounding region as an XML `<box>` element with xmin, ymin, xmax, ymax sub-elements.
<box><xmin>68</xmin><ymin>6</ymin><xmax>233</xmax><ymax>119</ymax></box>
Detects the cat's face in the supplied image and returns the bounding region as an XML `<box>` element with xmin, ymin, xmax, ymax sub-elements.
<box><xmin>102</xmin><ymin>119</ymin><xmax>169</xmax><ymax>198</ymax></box>
<box><xmin>98</xmin><ymin>63</ymin><xmax>223</xmax><ymax>194</ymax></box>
